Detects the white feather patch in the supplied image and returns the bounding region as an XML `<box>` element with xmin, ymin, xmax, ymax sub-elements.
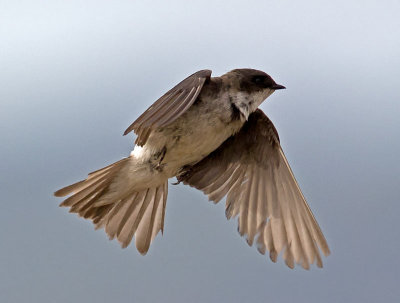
<box><xmin>131</xmin><ymin>145</ymin><xmax>144</xmax><ymax>158</ymax></box>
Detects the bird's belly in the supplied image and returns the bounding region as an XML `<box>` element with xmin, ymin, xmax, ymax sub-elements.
<box><xmin>131</xmin><ymin>96</ymin><xmax>243</xmax><ymax>178</ymax></box>
<box><xmin>161</xmin><ymin>117</ymin><xmax>241</xmax><ymax>176</ymax></box>
<box><xmin>166</xmin><ymin>126</ymin><xmax>229</xmax><ymax>164</ymax></box>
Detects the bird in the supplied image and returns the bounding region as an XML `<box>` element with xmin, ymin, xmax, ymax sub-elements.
<box><xmin>55</xmin><ymin>68</ymin><xmax>330</xmax><ymax>269</ymax></box>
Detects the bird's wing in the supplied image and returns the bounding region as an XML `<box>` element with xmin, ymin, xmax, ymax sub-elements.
<box><xmin>124</xmin><ymin>69</ymin><xmax>212</xmax><ymax>146</ymax></box>
<box><xmin>178</xmin><ymin>109</ymin><xmax>330</xmax><ymax>269</ymax></box>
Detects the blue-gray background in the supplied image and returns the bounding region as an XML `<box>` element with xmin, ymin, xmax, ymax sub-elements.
<box><xmin>1</xmin><ymin>1</ymin><xmax>399</xmax><ymax>302</ymax></box>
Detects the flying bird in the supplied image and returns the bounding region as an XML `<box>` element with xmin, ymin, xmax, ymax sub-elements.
<box><xmin>55</xmin><ymin>68</ymin><xmax>330</xmax><ymax>269</ymax></box>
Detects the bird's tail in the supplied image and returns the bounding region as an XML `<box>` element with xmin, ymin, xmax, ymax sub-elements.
<box><xmin>54</xmin><ymin>157</ymin><xmax>168</xmax><ymax>255</ymax></box>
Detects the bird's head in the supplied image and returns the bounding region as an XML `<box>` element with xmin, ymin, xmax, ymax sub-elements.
<box><xmin>223</xmin><ymin>68</ymin><xmax>285</xmax><ymax>120</ymax></box>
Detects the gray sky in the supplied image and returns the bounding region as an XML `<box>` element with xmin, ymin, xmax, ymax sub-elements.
<box><xmin>1</xmin><ymin>0</ymin><xmax>399</xmax><ymax>302</ymax></box>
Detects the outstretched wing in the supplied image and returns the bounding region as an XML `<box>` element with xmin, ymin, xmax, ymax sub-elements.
<box><xmin>124</xmin><ymin>69</ymin><xmax>212</xmax><ymax>146</ymax></box>
<box><xmin>178</xmin><ymin>109</ymin><xmax>330</xmax><ymax>269</ymax></box>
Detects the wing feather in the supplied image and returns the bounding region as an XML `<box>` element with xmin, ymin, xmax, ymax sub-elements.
<box><xmin>178</xmin><ymin>109</ymin><xmax>330</xmax><ymax>269</ymax></box>
<box><xmin>124</xmin><ymin>70</ymin><xmax>212</xmax><ymax>146</ymax></box>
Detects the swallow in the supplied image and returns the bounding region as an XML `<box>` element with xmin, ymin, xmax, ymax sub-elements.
<box><xmin>55</xmin><ymin>68</ymin><xmax>330</xmax><ymax>269</ymax></box>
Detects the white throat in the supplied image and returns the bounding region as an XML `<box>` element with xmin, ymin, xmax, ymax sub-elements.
<box><xmin>232</xmin><ymin>89</ymin><xmax>274</xmax><ymax>121</ymax></box>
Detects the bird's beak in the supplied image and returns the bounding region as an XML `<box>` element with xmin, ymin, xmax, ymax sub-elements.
<box><xmin>272</xmin><ymin>84</ymin><xmax>286</xmax><ymax>90</ymax></box>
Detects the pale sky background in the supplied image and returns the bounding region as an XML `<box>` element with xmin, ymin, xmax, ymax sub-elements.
<box><xmin>1</xmin><ymin>1</ymin><xmax>399</xmax><ymax>302</ymax></box>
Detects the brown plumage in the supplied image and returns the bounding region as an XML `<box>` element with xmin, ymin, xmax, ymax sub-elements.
<box><xmin>177</xmin><ymin>110</ymin><xmax>330</xmax><ymax>269</ymax></box>
<box><xmin>55</xmin><ymin>68</ymin><xmax>330</xmax><ymax>268</ymax></box>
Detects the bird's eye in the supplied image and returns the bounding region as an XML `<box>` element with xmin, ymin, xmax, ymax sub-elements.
<box><xmin>252</xmin><ymin>76</ymin><xmax>264</xmax><ymax>84</ymax></box>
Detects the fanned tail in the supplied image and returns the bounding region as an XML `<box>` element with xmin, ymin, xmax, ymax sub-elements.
<box><xmin>101</xmin><ymin>182</ymin><xmax>168</xmax><ymax>254</ymax></box>
<box><xmin>55</xmin><ymin>158</ymin><xmax>168</xmax><ymax>255</ymax></box>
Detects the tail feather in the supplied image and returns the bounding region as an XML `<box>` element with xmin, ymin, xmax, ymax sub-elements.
<box><xmin>55</xmin><ymin>158</ymin><xmax>129</xmax><ymax>198</ymax></box>
<box><xmin>102</xmin><ymin>194</ymin><xmax>135</xmax><ymax>237</ymax></box>
<box><xmin>89</xmin><ymin>204</ymin><xmax>113</xmax><ymax>221</ymax></box>
<box><xmin>71</xmin><ymin>189</ymin><xmax>106</xmax><ymax>215</ymax></box>
<box><xmin>117</xmin><ymin>190</ymin><xmax>149</xmax><ymax>248</ymax></box>
<box><xmin>62</xmin><ymin>177</ymin><xmax>109</xmax><ymax>208</ymax></box>
<box><xmin>135</xmin><ymin>182</ymin><xmax>168</xmax><ymax>254</ymax></box>
<box><xmin>55</xmin><ymin>157</ymin><xmax>168</xmax><ymax>255</ymax></box>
